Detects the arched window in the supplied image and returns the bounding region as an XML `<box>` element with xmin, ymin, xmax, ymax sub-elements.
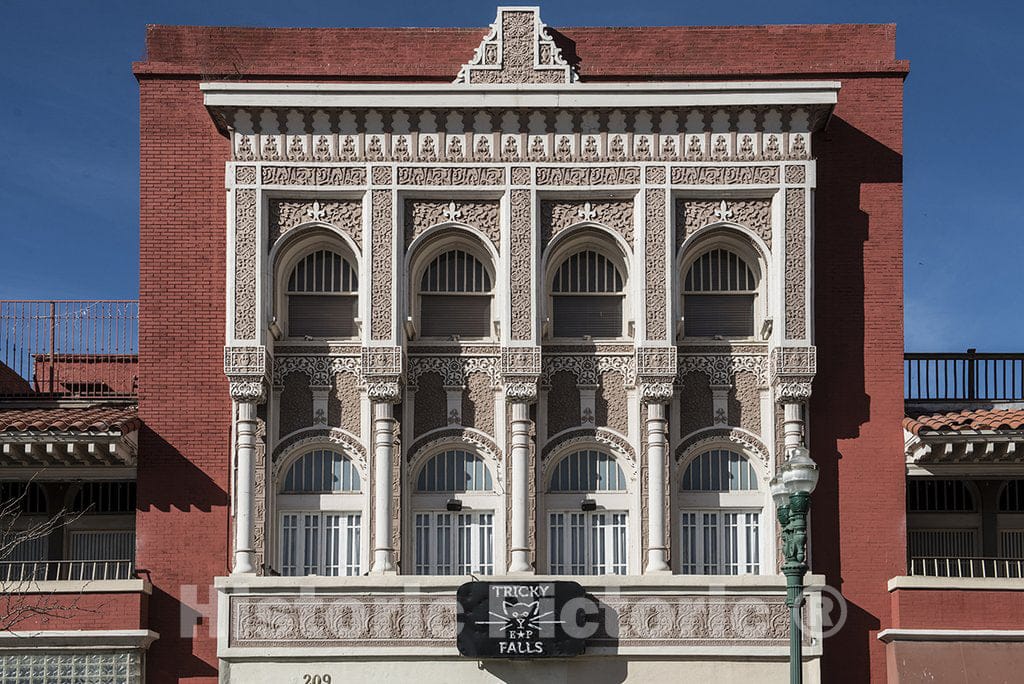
<box><xmin>550</xmin><ymin>250</ymin><xmax>625</xmax><ymax>338</ymax></box>
<box><xmin>546</xmin><ymin>450</ymin><xmax>629</xmax><ymax>575</ymax></box>
<box><xmin>683</xmin><ymin>248</ymin><xmax>757</xmax><ymax>338</ymax></box>
<box><xmin>905</xmin><ymin>479</ymin><xmax>980</xmax><ymax>572</ymax></box>
<box><xmin>278</xmin><ymin>449</ymin><xmax>362</xmax><ymax>576</ymax></box>
<box><xmin>412</xmin><ymin>450</ymin><xmax>497</xmax><ymax>575</ymax></box>
<box><xmin>286</xmin><ymin>249</ymin><xmax>358</xmax><ymax>338</ymax></box>
<box><xmin>418</xmin><ymin>249</ymin><xmax>493</xmax><ymax>338</ymax></box>
<box><xmin>678</xmin><ymin>449</ymin><xmax>762</xmax><ymax>575</ymax></box>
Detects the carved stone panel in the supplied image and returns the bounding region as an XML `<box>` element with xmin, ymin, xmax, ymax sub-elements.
<box><xmin>540</xmin><ymin>199</ymin><xmax>635</xmax><ymax>251</ymax></box>
<box><xmin>269</xmin><ymin>199</ymin><xmax>362</xmax><ymax>248</ymax></box>
<box><xmin>595</xmin><ymin>370</ymin><xmax>628</xmax><ymax>434</ymax></box>
<box><xmin>279</xmin><ymin>372</ymin><xmax>314</xmax><ymax>437</ymax></box>
<box><xmin>784</xmin><ymin>188</ymin><xmax>808</xmax><ymax>339</ymax></box>
<box><xmin>403</xmin><ymin>199</ymin><xmax>500</xmax><ymax>251</ymax></box>
<box><xmin>461</xmin><ymin>372</ymin><xmax>495</xmax><ymax>437</ymax></box>
<box><xmin>547</xmin><ymin>371</ymin><xmax>581</xmax><ymax>437</ymax></box>
<box><xmin>509</xmin><ymin>189</ymin><xmax>533</xmax><ymax>340</ymax></box>
<box><xmin>328</xmin><ymin>373</ymin><xmax>362</xmax><ymax>437</ymax></box>
<box><xmin>370</xmin><ymin>190</ymin><xmax>394</xmax><ymax>340</ymax></box>
<box><xmin>413</xmin><ymin>373</ymin><xmax>447</xmax><ymax>438</ymax></box>
<box><xmin>396</xmin><ymin>167</ymin><xmax>505</xmax><ymax>186</ymax></box>
<box><xmin>679</xmin><ymin>371</ymin><xmax>714</xmax><ymax>438</ymax></box>
<box><xmin>536</xmin><ymin>167</ymin><xmax>641</xmax><ymax>186</ymax></box>
<box><xmin>455</xmin><ymin>8</ymin><xmax>575</xmax><ymax>85</ymax></box>
<box><xmin>233</xmin><ymin>189</ymin><xmax>258</xmax><ymax>340</ymax></box>
<box><xmin>676</xmin><ymin>198</ymin><xmax>772</xmax><ymax>251</ymax></box>
<box><xmin>645</xmin><ymin>188</ymin><xmax>668</xmax><ymax>340</ymax></box>
<box><xmin>261</xmin><ymin>166</ymin><xmax>366</xmax><ymax>186</ymax></box>
<box><xmin>728</xmin><ymin>371</ymin><xmax>762</xmax><ymax>435</ymax></box>
<box><xmin>671</xmin><ymin>166</ymin><xmax>780</xmax><ymax>185</ymax></box>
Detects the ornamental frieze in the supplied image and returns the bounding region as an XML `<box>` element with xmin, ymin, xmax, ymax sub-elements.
<box><xmin>273</xmin><ymin>356</ymin><xmax>360</xmax><ymax>386</ymax></box>
<box><xmin>406</xmin><ymin>356</ymin><xmax>501</xmax><ymax>390</ymax></box>
<box><xmin>540</xmin><ymin>199</ymin><xmax>635</xmax><ymax>250</ymax></box>
<box><xmin>677</xmin><ymin>354</ymin><xmax>769</xmax><ymax>388</ymax></box>
<box><xmin>369</xmin><ymin>190</ymin><xmax>394</xmax><ymax>340</ymax></box>
<box><xmin>403</xmin><ymin>199</ymin><xmax>501</xmax><ymax>251</ymax></box>
<box><xmin>541</xmin><ymin>355</ymin><xmax>637</xmax><ymax>388</ymax></box>
<box><xmin>268</xmin><ymin>199</ymin><xmax>362</xmax><ymax>247</ymax></box>
<box><xmin>676</xmin><ymin>198</ymin><xmax>773</xmax><ymax>251</ymax></box>
<box><xmin>535</xmin><ymin>166</ymin><xmax>641</xmax><ymax>186</ymax></box>
<box><xmin>509</xmin><ymin>189</ymin><xmax>533</xmax><ymax>340</ymax></box>
<box><xmin>671</xmin><ymin>166</ymin><xmax>780</xmax><ymax>185</ymax></box>
<box><xmin>261</xmin><ymin>166</ymin><xmax>366</xmax><ymax>186</ymax></box>
<box><xmin>396</xmin><ymin>167</ymin><xmax>505</xmax><ymax>186</ymax></box>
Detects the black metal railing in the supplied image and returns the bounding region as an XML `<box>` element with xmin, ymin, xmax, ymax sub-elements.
<box><xmin>905</xmin><ymin>350</ymin><xmax>1024</xmax><ymax>402</ymax></box>
<box><xmin>0</xmin><ymin>300</ymin><xmax>138</xmax><ymax>398</ymax></box>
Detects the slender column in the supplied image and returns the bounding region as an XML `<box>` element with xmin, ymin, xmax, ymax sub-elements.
<box><xmin>783</xmin><ymin>401</ymin><xmax>804</xmax><ymax>452</ymax></box>
<box><xmin>509</xmin><ymin>400</ymin><xmax>533</xmax><ymax>573</ymax></box>
<box><xmin>645</xmin><ymin>401</ymin><xmax>670</xmax><ymax>572</ymax></box>
<box><xmin>232</xmin><ymin>398</ymin><xmax>258</xmax><ymax>575</ymax></box>
<box><xmin>371</xmin><ymin>400</ymin><xmax>397</xmax><ymax>574</ymax></box>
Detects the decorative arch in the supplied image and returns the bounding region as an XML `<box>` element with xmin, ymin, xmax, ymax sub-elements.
<box><xmin>407</xmin><ymin>427</ymin><xmax>504</xmax><ymax>492</ymax></box>
<box><xmin>541</xmin><ymin>427</ymin><xmax>637</xmax><ymax>484</ymax></box>
<box><xmin>543</xmin><ymin>223</ymin><xmax>632</xmax><ymax>280</ymax></box>
<box><xmin>674</xmin><ymin>427</ymin><xmax>770</xmax><ymax>477</ymax></box>
<box><xmin>679</xmin><ymin>222</ymin><xmax>770</xmax><ymax>268</ymax></box>
<box><xmin>271</xmin><ymin>427</ymin><xmax>368</xmax><ymax>479</ymax></box>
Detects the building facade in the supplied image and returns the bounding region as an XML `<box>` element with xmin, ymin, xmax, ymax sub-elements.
<box><xmin>13</xmin><ymin>7</ymin><xmax>1021</xmax><ymax>684</ymax></box>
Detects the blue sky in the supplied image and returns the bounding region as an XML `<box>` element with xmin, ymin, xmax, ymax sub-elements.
<box><xmin>0</xmin><ymin>0</ymin><xmax>1020</xmax><ymax>351</ymax></box>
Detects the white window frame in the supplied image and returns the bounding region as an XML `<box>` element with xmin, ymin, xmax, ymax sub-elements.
<box><xmin>279</xmin><ymin>508</ymin><xmax>362</xmax><ymax>577</ymax></box>
<box><xmin>678</xmin><ymin>508</ymin><xmax>761</xmax><ymax>575</ymax></box>
<box><xmin>548</xmin><ymin>510</ymin><xmax>628</xmax><ymax>575</ymax></box>
<box><xmin>413</xmin><ymin>510</ymin><xmax>495</xmax><ymax>575</ymax></box>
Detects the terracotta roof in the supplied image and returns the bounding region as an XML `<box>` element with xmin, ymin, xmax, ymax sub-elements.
<box><xmin>903</xmin><ymin>409</ymin><xmax>1024</xmax><ymax>435</ymax></box>
<box><xmin>0</xmin><ymin>406</ymin><xmax>139</xmax><ymax>433</ymax></box>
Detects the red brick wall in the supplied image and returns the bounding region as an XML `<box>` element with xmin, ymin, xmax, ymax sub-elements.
<box><xmin>892</xmin><ymin>588</ymin><xmax>1024</xmax><ymax>631</ymax></box>
<box><xmin>812</xmin><ymin>73</ymin><xmax>906</xmax><ymax>683</ymax></box>
<box><xmin>137</xmin><ymin>75</ymin><xmax>232</xmax><ymax>683</ymax></box>
<box><xmin>8</xmin><ymin>590</ymin><xmax>147</xmax><ymax>631</ymax></box>
<box><xmin>135</xmin><ymin>21</ymin><xmax>907</xmax><ymax>684</ymax></box>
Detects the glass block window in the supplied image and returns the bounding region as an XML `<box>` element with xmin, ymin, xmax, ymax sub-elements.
<box><xmin>551</xmin><ymin>249</ymin><xmax>625</xmax><ymax>338</ymax></box>
<box><xmin>0</xmin><ymin>651</ymin><xmax>142</xmax><ymax>683</ymax></box>
<box><xmin>286</xmin><ymin>249</ymin><xmax>358</xmax><ymax>338</ymax></box>
<box><xmin>416</xmin><ymin>450</ymin><xmax>493</xmax><ymax>492</ymax></box>
<box><xmin>414</xmin><ymin>511</ymin><xmax>494</xmax><ymax>575</ymax></box>
<box><xmin>549</xmin><ymin>450</ymin><xmax>626</xmax><ymax>492</ymax></box>
<box><xmin>282</xmin><ymin>450</ymin><xmax>361</xmax><ymax>493</ymax></box>
<box><xmin>683</xmin><ymin>248</ymin><xmax>757</xmax><ymax>338</ymax></box>
<box><xmin>548</xmin><ymin>511</ymin><xmax>627</xmax><ymax>575</ymax></box>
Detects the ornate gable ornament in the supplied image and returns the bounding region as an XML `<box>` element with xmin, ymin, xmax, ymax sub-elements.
<box><xmin>455</xmin><ymin>7</ymin><xmax>577</xmax><ymax>85</ymax></box>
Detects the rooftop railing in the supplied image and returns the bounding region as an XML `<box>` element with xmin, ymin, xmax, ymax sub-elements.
<box><xmin>0</xmin><ymin>300</ymin><xmax>138</xmax><ymax>399</ymax></box>
<box><xmin>905</xmin><ymin>350</ymin><xmax>1024</xmax><ymax>403</ymax></box>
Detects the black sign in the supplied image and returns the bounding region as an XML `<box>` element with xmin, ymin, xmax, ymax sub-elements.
<box><xmin>456</xmin><ymin>581</ymin><xmax>596</xmax><ymax>658</ymax></box>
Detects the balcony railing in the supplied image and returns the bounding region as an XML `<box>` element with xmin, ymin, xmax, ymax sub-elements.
<box><xmin>0</xmin><ymin>559</ymin><xmax>136</xmax><ymax>582</ymax></box>
<box><xmin>0</xmin><ymin>300</ymin><xmax>138</xmax><ymax>399</ymax></box>
<box><xmin>905</xmin><ymin>350</ymin><xmax>1024</xmax><ymax>402</ymax></box>
<box><xmin>909</xmin><ymin>556</ymin><xmax>1024</xmax><ymax>578</ymax></box>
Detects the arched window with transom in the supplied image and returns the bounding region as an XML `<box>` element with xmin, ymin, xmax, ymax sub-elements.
<box><xmin>545</xmin><ymin>449</ymin><xmax>630</xmax><ymax>575</ymax></box>
<box><xmin>550</xmin><ymin>249</ymin><xmax>626</xmax><ymax>338</ymax></box>
<box><xmin>285</xmin><ymin>249</ymin><xmax>359</xmax><ymax>338</ymax></box>
<box><xmin>278</xmin><ymin>449</ymin><xmax>363</xmax><ymax>576</ymax></box>
<box><xmin>412</xmin><ymin>449</ymin><xmax>498</xmax><ymax>575</ymax></box>
<box><xmin>683</xmin><ymin>248</ymin><xmax>757</xmax><ymax>338</ymax></box>
<box><xmin>678</xmin><ymin>449</ymin><xmax>763</xmax><ymax>575</ymax></box>
<box><xmin>418</xmin><ymin>249</ymin><xmax>493</xmax><ymax>339</ymax></box>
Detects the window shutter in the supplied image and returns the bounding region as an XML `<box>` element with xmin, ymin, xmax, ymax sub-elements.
<box><xmin>552</xmin><ymin>295</ymin><xmax>623</xmax><ymax>338</ymax></box>
<box><xmin>288</xmin><ymin>295</ymin><xmax>357</xmax><ymax>338</ymax></box>
<box><xmin>684</xmin><ymin>294</ymin><xmax>754</xmax><ymax>337</ymax></box>
<box><xmin>420</xmin><ymin>295</ymin><xmax>491</xmax><ymax>338</ymax></box>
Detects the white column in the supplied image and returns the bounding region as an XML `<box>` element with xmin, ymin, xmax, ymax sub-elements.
<box><xmin>509</xmin><ymin>400</ymin><xmax>533</xmax><ymax>573</ymax></box>
<box><xmin>645</xmin><ymin>401</ymin><xmax>670</xmax><ymax>573</ymax></box>
<box><xmin>371</xmin><ymin>400</ymin><xmax>396</xmax><ymax>574</ymax></box>
<box><xmin>783</xmin><ymin>401</ymin><xmax>804</xmax><ymax>452</ymax></box>
<box><xmin>233</xmin><ymin>399</ymin><xmax>257</xmax><ymax>575</ymax></box>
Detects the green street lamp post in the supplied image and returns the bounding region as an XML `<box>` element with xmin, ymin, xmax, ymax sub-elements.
<box><xmin>771</xmin><ymin>445</ymin><xmax>820</xmax><ymax>684</ymax></box>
